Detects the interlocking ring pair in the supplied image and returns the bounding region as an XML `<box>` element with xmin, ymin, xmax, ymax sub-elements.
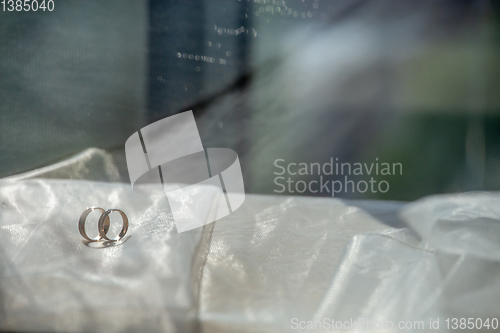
<box><xmin>79</xmin><ymin>207</ymin><xmax>129</xmax><ymax>242</ymax></box>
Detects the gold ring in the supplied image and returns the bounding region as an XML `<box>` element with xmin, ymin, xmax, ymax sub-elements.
<box><xmin>79</xmin><ymin>207</ymin><xmax>110</xmax><ymax>241</ymax></box>
<box><xmin>98</xmin><ymin>209</ymin><xmax>129</xmax><ymax>242</ymax></box>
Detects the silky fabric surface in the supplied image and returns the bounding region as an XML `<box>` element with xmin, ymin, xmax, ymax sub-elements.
<box><xmin>1</xmin><ymin>149</ymin><xmax>499</xmax><ymax>332</ymax></box>
<box><xmin>0</xmin><ymin>179</ymin><xmax>205</xmax><ymax>332</ymax></box>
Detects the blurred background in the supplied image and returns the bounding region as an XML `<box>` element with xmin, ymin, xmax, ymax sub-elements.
<box><xmin>1</xmin><ymin>0</ymin><xmax>500</xmax><ymax>201</ymax></box>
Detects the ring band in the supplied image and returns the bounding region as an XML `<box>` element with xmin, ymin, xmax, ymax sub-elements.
<box><xmin>79</xmin><ymin>207</ymin><xmax>110</xmax><ymax>241</ymax></box>
<box><xmin>98</xmin><ymin>209</ymin><xmax>129</xmax><ymax>241</ymax></box>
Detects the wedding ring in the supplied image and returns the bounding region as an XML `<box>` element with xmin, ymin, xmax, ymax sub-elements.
<box><xmin>79</xmin><ymin>207</ymin><xmax>110</xmax><ymax>241</ymax></box>
<box><xmin>98</xmin><ymin>209</ymin><xmax>129</xmax><ymax>242</ymax></box>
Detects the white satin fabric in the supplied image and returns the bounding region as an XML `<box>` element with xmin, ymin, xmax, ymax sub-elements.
<box><xmin>1</xmin><ymin>149</ymin><xmax>499</xmax><ymax>332</ymax></box>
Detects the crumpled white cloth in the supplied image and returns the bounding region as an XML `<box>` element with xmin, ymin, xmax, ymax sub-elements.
<box><xmin>0</xmin><ymin>149</ymin><xmax>499</xmax><ymax>332</ymax></box>
<box><xmin>0</xmin><ymin>179</ymin><xmax>202</xmax><ymax>332</ymax></box>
